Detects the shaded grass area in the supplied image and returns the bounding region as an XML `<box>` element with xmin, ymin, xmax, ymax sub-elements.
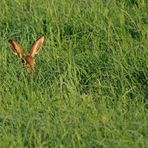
<box><xmin>0</xmin><ymin>0</ymin><xmax>147</xmax><ymax>147</ymax></box>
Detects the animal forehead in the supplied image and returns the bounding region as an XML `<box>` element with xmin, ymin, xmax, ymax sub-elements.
<box><xmin>24</xmin><ymin>55</ymin><xmax>35</xmax><ymax>64</ymax></box>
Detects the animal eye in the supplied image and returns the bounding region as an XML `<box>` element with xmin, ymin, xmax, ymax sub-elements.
<box><xmin>22</xmin><ymin>59</ymin><xmax>26</xmax><ymax>64</ymax></box>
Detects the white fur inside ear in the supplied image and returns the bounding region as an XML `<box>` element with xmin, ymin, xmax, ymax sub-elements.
<box><xmin>8</xmin><ymin>42</ymin><xmax>17</xmax><ymax>55</ymax></box>
<box><xmin>29</xmin><ymin>35</ymin><xmax>45</xmax><ymax>57</ymax></box>
<box><xmin>8</xmin><ymin>40</ymin><xmax>24</xmax><ymax>58</ymax></box>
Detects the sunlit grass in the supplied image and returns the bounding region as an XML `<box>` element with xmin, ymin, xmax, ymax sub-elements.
<box><xmin>0</xmin><ymin>0</ymin><xmax>147</xmax><ymax>147</ymax></box>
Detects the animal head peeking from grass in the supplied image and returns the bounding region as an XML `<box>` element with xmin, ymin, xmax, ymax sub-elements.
<box><xmin>8</xmin><ymin>35</ymin><xmax>45</xmax><ymax>73</ymax></box>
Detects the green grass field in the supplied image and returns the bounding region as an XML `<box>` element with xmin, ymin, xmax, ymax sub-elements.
<box><xmin>0</xmin><ymin>0</ymin><xmax>148</xmax><ymax>147</ymax></box>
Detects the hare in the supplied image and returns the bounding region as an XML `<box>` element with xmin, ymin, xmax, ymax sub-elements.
<box><xmin>8</xmin><ymin>35</ymin><xmax>45</xmax><ymax>72</ymax></box>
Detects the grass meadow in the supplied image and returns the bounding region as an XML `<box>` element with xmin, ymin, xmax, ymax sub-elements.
<box><xmin>0</xmin><ymin>0</ymin><xmax>148</xmax><ymax>147</ymax></box>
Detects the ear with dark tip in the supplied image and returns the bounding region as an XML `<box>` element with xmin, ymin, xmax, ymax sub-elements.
<box><xmin>29</xmin><ymin>35</ymin><xmax>45</xmax><ymax>57</ymax></box>
<box><xmin>8</xmin><ymin>40</ymin><xmax>25</xmax><ymax>58</ymax></box>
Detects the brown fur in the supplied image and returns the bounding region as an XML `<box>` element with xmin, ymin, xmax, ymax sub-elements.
<box><xmin>8</xmin><ymin>35</ymin><xmax>45</xmax><ymax>72</ymax></box>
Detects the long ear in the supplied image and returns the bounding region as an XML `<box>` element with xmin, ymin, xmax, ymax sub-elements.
<box><xmin>8</xmin><ymin>40</ymin><xmax>25</xmax><ymax>58</ymax></box>
<box><xmin>29</xmin><ymin>35</ymin><xmax>45</xmax><ymax>57</ymax></box>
